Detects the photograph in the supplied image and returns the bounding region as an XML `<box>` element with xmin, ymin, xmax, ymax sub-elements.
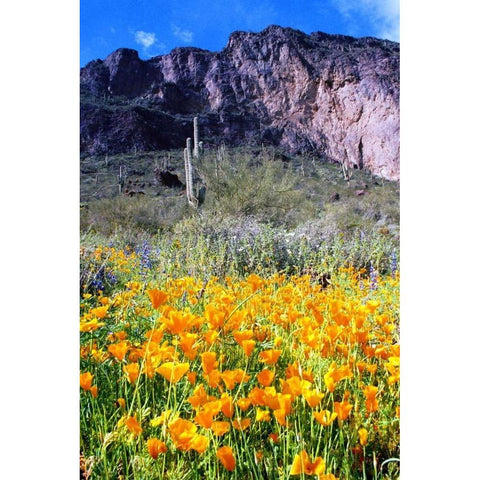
<box><xmin>79</xmin><ymin>1</ymin><xmax>400</xmax><ymax>478</ymax></box>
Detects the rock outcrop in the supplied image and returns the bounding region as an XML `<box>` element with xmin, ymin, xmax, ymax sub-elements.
<box><xmin>80</xmin><ymin>25</ymin><xmax>399</xmax><ymax>180</ymax></box>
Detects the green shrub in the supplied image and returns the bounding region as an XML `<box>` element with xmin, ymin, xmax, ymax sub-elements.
<box><xmin>80</xmin><ymin>194</ymin><xmax>189</xmax><ymax>235</ymax></box>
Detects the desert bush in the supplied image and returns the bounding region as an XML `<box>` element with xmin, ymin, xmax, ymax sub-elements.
<box><xmin>80</xmin><ymin>194</ymin><xmax>189</xmax><ymax>235</ymax></box>
<box><xmin>196</xmin><ymin>148</ymin><xmax>314</xmax><ymax>228</ymax></box>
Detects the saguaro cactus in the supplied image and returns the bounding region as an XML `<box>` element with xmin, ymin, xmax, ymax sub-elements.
<box><xmin>184</xmin><ymin>137</ymin><xmax>198</xmax><ymax>208</ymax></box>
<box><xmin>193</xmin><ymin>116</ymin><xmax>200</xmax><ymax>158</ymax></box>
<box><xmin>183</xmin><ymin>116</ymin><xmax>206</xmax><ymax>208</ymax></box>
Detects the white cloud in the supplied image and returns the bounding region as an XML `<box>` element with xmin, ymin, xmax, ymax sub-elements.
<box><xmin>134</xmin><ymin>30</ymin><xmax>156</xmax><ymax>48</ymax></box>
<box><xmin>171</xmin><ymin>24</ymin><xmax>194</xmax><ymax>43</ymax></box>
<box><xmin>333</xmin><ymin>0</ymin><xmax>399</xmax><ymax>41</ymax></box>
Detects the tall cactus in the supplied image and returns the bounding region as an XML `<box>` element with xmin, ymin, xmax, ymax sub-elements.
<box><xmin>193</xmin><ymin>116</ymin><xmax>200</xmax><ymax>158</ymax></box>
<box><xmin>184</xmin><ymin>137</ymin><xmax>198</xmax><ymax>208</ymax></box>
<box><xmin>184</xmin><ymin>117</ymin><xmax>206</xmax><ymax>209</ymax></box>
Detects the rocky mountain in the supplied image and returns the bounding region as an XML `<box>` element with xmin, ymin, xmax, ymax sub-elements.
<box><xmin>80</xmin><ymin>25</ymin><xmax>399</xmax><ymax>180</ymax></box>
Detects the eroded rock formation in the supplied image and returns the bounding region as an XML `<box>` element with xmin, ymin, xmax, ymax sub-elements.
<box><xmin>80</xmin><ymin>25</ymin><xmax>399</xmax><ymax>180</ymax></box>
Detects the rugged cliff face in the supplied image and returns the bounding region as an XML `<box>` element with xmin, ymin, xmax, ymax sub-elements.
<box><xmin>80</xmin><ymin>25</ymin><xmax>399</xmax><ymax>180</ymax></box>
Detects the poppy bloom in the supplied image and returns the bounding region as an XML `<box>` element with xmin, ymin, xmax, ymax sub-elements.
<box><xmin>273</xmin><ymin>408</ymin><xmax>287</xmax><ymax>427</ymax></box>
<box><xmin>363</xmin><ymin>385</ymin><xmax>379</xmax><ymax>413</ymax></box>
<box><xmin>187</xmin><ymin>371</ymin><xmax>197</xmax><ymax>385</ymax></box>
<box><xmin>147</xmin><ymin>289</ymin><xmax>168</xmax><ymax>309</ymax></box>
<box><xmin>334</xmin><ymin>401</ymin><xmax>353</xmax><ymax>421</ymax></box>
<box><xmin>90</xmin><ymin>306</ymin><xmax>109</xmax><ymax>319</ymax></box>
<box><xmin>233</xmin><ymin>330</ymin><xmax>254</xmax><ymax>345</ymax></box>
<box><xmin>200</xmin><ymin>351</ymin><xmax>218</xmax><ymax>374</ymax></box>
<box><xmin>256</xmin><ymin>408</ymin><xmax>271</xmax><ymax>422</ymax></box>
<box><xmin>246</xmin><ymin>273</ymin><xmax>264</xmax><ymax>292</ymax></box>
<box><xmin>232</xmin><ymin>417</ymin><xmax>251</xmax><ymax>431</ymax></box>
<box><xmin>147</xmin><ymin>438</ymin><xmax>167</xmax><ymax>459</ymax></box>
<box><xmin>168</xmin><ymin>418</ymin><xmax>198</xmax><ymax>451</ymax></box>
<box><xmin>358</xmin><ymin>428</ymin><xmax>368</xmax><ymax>446</ymax></box>
<box><xmin>241</xmin><ymin>339</ymin><xmax>256</xmax><ymax>357</ymax></box>
<box><xmin>259</xmin><ymin>349</ymin><xmax>282</xmax><ymax>366</ymax></box>
<box><xmin>257</xmin><ymin>369</ymin><xmax>275</xmax><ymax>387</ymax></box>
<box><xmin>123</xmin><ymin>363</ymin><xmax>140</xmax><ymax>384</ymax></box>
<box><xmin>269</xmin><ymin>433</ymin><xmax>280</xmax><ymax>443</ymax></box>
<box><xmin>125</xmin><ymin>416</ymin><xmax>142</xmax><ymax>436</ymax></box>
<box><xmin>221</xmin><ymin>369</ymin><xmax>249</xmax><ymax>390</ymax></box>
<box><xmin>220</xmin><ymin>394</ymin><xmax>235</xmax><ymax>418</ymax></box>
<box><xmin>108</xmin><ymin>342</ymin><xmax>129</xmax><ymax>362</ymax></box>
<box><xmin>313</xmin><ymin>410</ymin><xmax>338</xmax><ymax>427</ymax></box>
<box><xmin>157</xmin><ymin>362</ymin><xmax>190</xmax><ymax>384</ymax></box>
<box><xmin>189</xmin><ymin>434</ymin><xmax>209</xmax><ymax>454</ymax></box>
<box><xmin>217</xmin><ymin>446</ymin><xmax>236</xmax><ymax>471</ymax></box>
<box><xmin>80</xmin><ymin>372</ymin><xmax>93</xmax><ymax>391</ymax></box>
<box><xmin>89</xmin><ymin>385</ymin><xmax>98</xmax><ymax>398</ymax></box>
<box><xmin>211</xmin><ymin>421</ymin><xmax>231</xmax><ymax>436</ymax></box>
<box><xmin>290</xmin><ymin>450</ymin><xmax>325</xmax><ymax>476</ymax></box>
<box><xmin>236</xmin><ymin>397</ymin><xmax>252</xmax><ymax>411</ymax></box>
<box><xmin>204</xmin><ymin>330</ymin><xmax>219</xmax><ymax>346</ymax></box>
<box><xmin>303</xmin><ymin>389</ymin><xmax>325</xmax><ymax>409</ymax></box>
<box><xmin>150</xmin><ymin>409</ymin><xmax>173</xmax><ymax>427</ymax></box>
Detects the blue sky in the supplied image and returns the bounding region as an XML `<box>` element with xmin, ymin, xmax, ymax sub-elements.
<box><xmin>80</xmin><ymin>0</ymin><xmax>399</xmax><ymax>66</ymax></box>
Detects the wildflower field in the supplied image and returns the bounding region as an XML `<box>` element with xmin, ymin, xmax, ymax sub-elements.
<box><xmin>80</xmin><ymin>240</ymin><xmax>399</xmax><ymax>479</ymax></box>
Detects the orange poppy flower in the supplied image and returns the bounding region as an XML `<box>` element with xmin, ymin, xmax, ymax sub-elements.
<box><xmin>324</xmin><ymin>362</ymin><xmax>353</xmax><ymax>393</ymax></box>
<box><xmin>334</xmin><ymin>401</ymin><xmax>353</xmax><ymax>421</ymax></box>
<box><xmin>205</xmin><ymin>369</ymin><xmax>222</xmax><ymax>389</ymax></box>
<box><xmin>358</xmin><ymin>428</ymin><xmax>368</xmax><ymax>446</ymax></box>
<box><xmin>259</xmin><ymin>349</ymin><xmax>282</xmax><ymax>366</ymax></box>
<box><xmin>123</xmin><ymin>363</ymin><xmax>140</xmax><ymax>384</ymax></box>
<box><xmin>145</xmin><ymin>328</ymin><xmax>164</xmax><ymax>343</ymax></box>
<box><xmin>188</xmin><ymin>384</ymin><xmax>213</xmax><ymax>409</ymax></box>
<box><xmin>232</xmin><ymin>417</ymin><xmax>251</xmax><ymax>431</ymax></box>
<box><xmin>156</xmin><ymin>362</ymin><xmax>190</xmax><ymax>384</ymax></box>
<box><xmin>189</xmin><ymin>434</ymin><xmax>209</xmax><ymax>454</ymax></box>
<box><xmin>204</xmin><ymin>330</ymin><xmax>219</xmax><ymax>346</ymax></box>
<box><xmin>233</xmin><ymin>330</ymin><xmax>254</xmax><ymax>345</ymax></box>
<box><xmin>246</xmin><ymin>273</ymin><xmax>264</xmax><ymax>292</ymax></box>
<box><xmin>90</xmin><ymin>305</ymin><xmax>109</xmax><ymax>319</ymax></box>
<box><xmin>236</xmin><ymin>397</ymin><xmax>252</xmax><ymax>411</ymax></box>
<box><xmin>273</xmin><ymin>408</ymin><xmax>287</xmax><ymax>427</ymax></box>
<box><xmin>147</xmin><ymin>438</ymin><xmax>167</xmax><ymax>459</ymax></box>
<box><xmin>80</xmin><ymin>372</ymin><xmax>93</xmax><ymax>391</ymax></box>
<box><xmin>313</xmin><ymin>410</ymin><xmax>338</xmax><ymax>427</ymax></box>
<box><xmin>290</xmin><ymin>450</ymin><xmax>325</xmax><ymax>476</ymax></box>
<box><xmin>220</xmin><ymin>394</ymin><xmax>235</xmax><ymax>418</ymax></box>
<box><xmin>303</xmin><ymin>389</ymin><xmax>325</xmax><ymax>409</ymax></box>
<box><xmin>204</xmin><ymin>304</ymin><xmax>225</xmax><ymax>330</ymax></box>
<box><xmin>217</xmin><ymin>446</ymin><xmax>236</xmax><ymax>471</ymax></box>
<box><xmin>194</xmin><ymin>409</ymin><xmax>216</xmax><ymax>429</ymax></box>
<box><xmin>363</xmin><ymin>385</ymin><xmax>379</xmax><ymax>413</ymax></box>
<box><xmin>168</xmin><ymin>418</ymin><xmax>197</xmax><ymax>451</ymax></box>
<box><xmin>200</xmin><ymin>351</ymin><xmax>218</xmax><ymax>374</ymax></box>
<box><xmin>179</xmin><ymin>332</ymin><xmax>198</xmax><ymax>360</ymax></box>
<box><xmin>187</xmin><ymin>371</ymin><xmax>197</xmax><ymax>385</ymax></box>
<box><xmin>150</xmin><ymin>409</ymin><xmax>173</xmax><ymax>427</ymax></box>
<box><xmin>147</xmin><ymin>289</ymin><xmax>168</xmax><ymax>309</ymax></box>
<box><xmin>163</xmin><ymin>309</ymin><xmax>192</xmax><ymax>335</ymax></box>
<box><xmin>108</xmin><ymin>342</ymin><xmax>129</xmax><ymax>362</ymax></box>
<box><xmin>117</xmin><ymin>398</ymin><xmax>126</xmax><ymax>409</ymax></box>
<box><xmin>89</xmin><ymin>385</ymin><xmax>98</xmax><ymax>398</ymax></box>
<box><xmin>256</xmin><ymin>408</ymin><xmax>271</xmax><ymax>422</ymax></box>
<box><xmin>241</xmin><ymin>339</ymin><xmax>256</xmax><ymax>357</ymax></box>
<box><xmin>257</xmin><ymin>369</ymin><xmax>275</xmax><ymax>387</ymax></box>
<box><xmin>125</xmin><ymin>416</ymin><xmax>142</xmax><ymax>436</ymax></box>
<box><xmin>269</xmin><ymin>433</ymin><xmax>280</xmax><ymax>443</ymax></box>
<box><xmin>211</xmin><ymin>421</ymin><xmax>231</xmax><ymax>436</ymax></box>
